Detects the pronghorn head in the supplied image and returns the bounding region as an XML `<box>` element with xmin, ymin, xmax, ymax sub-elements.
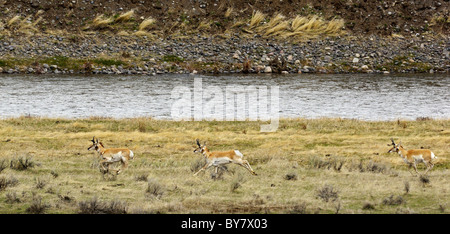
<box><xmin>387</xmin><ymin>138</ymin><xmax>402</xmax><ymax>153</ymax></box>
<box><xmin>193</xmin><ymin>139</ymin><xmax>207</xmax><ymax>154</ymax></box>
<box><xmin>88</xmin><ymin>136</ymin><xmax>104</xmax><ymax>151</ymax></box>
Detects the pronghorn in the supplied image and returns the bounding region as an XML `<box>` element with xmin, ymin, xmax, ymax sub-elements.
<box><xmin>387</xmin><ymin>138</ymin><xmax>437</xmax><ymax>176</ymax></box>
<box><xmin>193</xmin><ymin>139</ymin><xmax>257</xmax><ymax>176</ymax></box>
<box><xmin>87</xmin><ymin>136</ymin><xmax>134</xmax><ymax>175</ymax></box>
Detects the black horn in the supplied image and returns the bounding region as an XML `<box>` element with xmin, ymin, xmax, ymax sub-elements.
<box><xmin>196</xmin><ymin>139</ymin><xmax>201</xmax><ymax>147</ymax></box>
<box><xmin>91</xmin><ymin>136</ymin><xmax>96</xmax><ymax>143</ymax></box>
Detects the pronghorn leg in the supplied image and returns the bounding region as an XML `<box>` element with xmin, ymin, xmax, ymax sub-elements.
<box><xmin>421</xmin><ymin>161</ymin><xmax>428</xmax><ymax>175</ymax></box>
<box><xmin>242</xmin><ymin>160</ymin><xmax>257</xmax><ymax>175</ymax></box>
<box><xmin>413</xmin><ymin>163</ymin><xmax>420</xmax><ymax>176</ymax></box>
<box><xmin>429</xmin><ymin>161</ymin><xmax>434</xmax><ymax>171</ymax></box>
<box><xmin>234</xmin><ymin>160</ymin><xmax>257</xmax><ymax>175</ymax></box>
<box><xmin>116</xmin><ymin>159</ymin><xmax>128</xmax><ymax>175</ymax></box>
<box><xmin>424</xmin><ymin>161</ymin><xmax>434</xmax><ymax>175</ymax></box>
<box><xmin>194</xmin><ymin>162</ymin><xmax>213</xmax><ymax>176</ymax></box>
<box><xmin>407</xmin><ymin>163</ymin><xmax>416</xmax><ymax>176</ymax></box>
<box><xmin>99</xmin><ymin>159</ymin><xmax>111</xmax><ymax>173</ymax></box>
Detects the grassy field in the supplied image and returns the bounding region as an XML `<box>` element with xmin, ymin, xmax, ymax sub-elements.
<box><xmin>0</xmin><ymin>117</ymin><xmax>448</xmax><ymax>214</ymax></box>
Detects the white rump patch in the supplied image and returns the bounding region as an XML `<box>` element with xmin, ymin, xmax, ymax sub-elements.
<box><xmin>431</xmin><ymin>152</ymin><xmax>436</xmax><ymax>159</ymax></box>
<box><xmin>234</xmin><ymin>150</ymin><xmax>243</xmax><ymax>157</ymax></box>
<box><xmin>130</xmin><ymin>150</ymin><xmax>134</xmax><ymax>159</ymax></box>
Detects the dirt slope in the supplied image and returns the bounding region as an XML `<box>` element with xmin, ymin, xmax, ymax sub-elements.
<box><xmin>1</xmin><ymin>0</ymin><xmax>449</xmax><ymax>36</ymax></box>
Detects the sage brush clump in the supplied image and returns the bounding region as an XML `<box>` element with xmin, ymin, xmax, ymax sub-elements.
<box><xmin>382</xmin><ymin>195</ymin><xmax>405</xmax><ymax>206</ymax></box>
<box><xmin>78</xmin><ymin>196</ymin><xmax>127</xmax><ymax>214</ymax></box>
<box><xmin>9</xmin><ymin>156</ymin><xmax>37</xmax><ymax>171</ymax></box>
<box><xmin>0</xmin><ymin>159</ymin><xmax>7</xmax><ymax>173</ymax></box>
<box><xmin>316</xmin><ymin>184</ymin><xmax>339</xmax><ymax>202</ymax></box>
<box><xmin>0</xmin><ymin>176</ymin><xmax>18</xmax><ymax>191</ymax></box>
<box><xmin>146</xmin><ymin>178</ymin><xmax>165</xmax><ymax>199</ymax></box>
<box><xmin>309</xmin><ymin>156</ymin><xmax>345</xmax><ymax>172</ymax></box>
<box><xmin>284</xmin><ymin>172</ymin><xmax>298</xmax><ymax>181</ymax></box>
<box><xmin>26</xmin><ymin>195</ymin><xmax>50</xmax><ymax>214</ymax></box>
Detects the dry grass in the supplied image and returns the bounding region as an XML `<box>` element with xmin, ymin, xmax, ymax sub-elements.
<box><xmin>138</xmin><ymin>17</ymin><xmax>156</xmax><ymax>31</ymax></box>
<box><xmin>0</xmin><ymin>117</ymin><xmax>448</xmax><ymax>214</ymax></box>
<box><xmin>225</xmin><ymin>7</ymin><xmax>234</xmax><ymax>18</ymax></box>
<box><xmin>87</xmin><ymin>10</ymin><xmax>135</xmax><ymax>30</ymax></box>
<box><xmin>115</xmin><ymin>10</ymin><xmax>135</xmax><ymax>23</ymax></box>
<box><xmin>83</xmin><ymin>10</ymin><xmax>159</xmax><ymax>38</ymax></box>
<box><xmin>3</xmin><ymin>14</ymin><xmax>43</xmax><ymax>35</ymax></box>
<box><xmin>249</xmin><ymin>10</ymin><xmax>266</xmax><ymax>28</ymax></box>
<box><xmin>197</xmin><ymin>20</ymin><xmax>211</xmax><ymax>31</ymax></box>
<box><xmin>263</xmin><ymin>14</ymin><xmax>289</xmax><ymax>36</ymax></box>
<box><xmin>0</xmin><ymin>9</ymin><xmax>345</xmax><ymax>41</ymax></box>
<box><xmin>91</xmin><ymin>14</ymin><xmax>114</xmax><ymax>29</ymax></box>
<box><xmin>246</xmin><ymin>13</ymin><xmax>345</xmax><ymax>40</ymax></box>
<box><xmin>7</xmin><ymin>16</ymin><xmax>21</xmax><ymax>28</ymax></box>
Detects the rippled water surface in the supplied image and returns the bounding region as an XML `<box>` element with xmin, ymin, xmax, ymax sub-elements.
<box><xmin>0</xmin><ymin>73</ymin><xmax>448</xmax><ymax>120</ymax></box>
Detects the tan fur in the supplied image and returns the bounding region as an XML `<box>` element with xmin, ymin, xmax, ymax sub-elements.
<box><xmin>388</xmin><ymin>140</ymin><xmax>436</xmax><ymax>176</ymax></box>
<box><xmin>193</xmin><ymin>139</ymin><xmax>257</xmax><ymax>176</ymax></box>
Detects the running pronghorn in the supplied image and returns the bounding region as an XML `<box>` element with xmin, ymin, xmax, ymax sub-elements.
<box><xmin>193</xmin><ymin>139</ymin><xmax>257</xmax><ymax>176</ymax></box>
<box><xmin>88</xmin><ymin>136</ymin><xmax>134</xmax><ymax>175</ymax></box>
<box><xmin>387</xmin><ymin>138</ymin><xmax>437</xmax><ymax>176</ymax></box>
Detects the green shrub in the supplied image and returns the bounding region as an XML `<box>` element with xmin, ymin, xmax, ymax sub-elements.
<box><xmin>92</xmin><ymin>58</ymin><xmax>125</xmax><ymax>66</ymax></box>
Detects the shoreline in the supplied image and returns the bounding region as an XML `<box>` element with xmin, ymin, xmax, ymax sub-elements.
<box><xmin>1</xmin><ymin>34</ymin><xmax>449</xmax><ymax>75</ymax></box>
<box><xmin>2</xmin><ymin>115</ymin><xmax>448</xmax><ymax>122</ymax></box>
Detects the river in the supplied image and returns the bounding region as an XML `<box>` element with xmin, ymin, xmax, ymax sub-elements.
<box><xmin>0</xmin><ymin>73</ymin><xmax>448</xmax><ymax>121</ymax></box>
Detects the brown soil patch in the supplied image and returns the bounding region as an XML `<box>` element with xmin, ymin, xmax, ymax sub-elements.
<box><xmin>1</xmin><ymin>0</ymin><xmax>448</xmax><ymax>36</ymax></box>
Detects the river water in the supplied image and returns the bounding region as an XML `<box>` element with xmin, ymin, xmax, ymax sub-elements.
<box><xmin>0</xmin><ymin>73</ymin><xmax>448</xmax><ymax>121</ymax></box>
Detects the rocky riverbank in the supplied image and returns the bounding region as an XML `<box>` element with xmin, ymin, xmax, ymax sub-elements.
<box><xmin>1</xmin><ymin>0</ymin><xmax>449</xmax><ymax>75</ymax></box>
<box><xmin>0</xmin><ymin>33</ymin><xmax>448</xmax><ymax>75</ymax></box>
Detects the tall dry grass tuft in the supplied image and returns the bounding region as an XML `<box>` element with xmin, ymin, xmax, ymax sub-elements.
<box><xmin>7</xmin><ymin>16</ymin><xmax>21</xmax><ymax>28</ymax></box>
<box><xmin>324</xmin><ymin>18</ymin><xmax>345</xmax><ymax>35</ymax></box>
<box><xmin>249</xmin><ymin>10</ymin><xmax>266</xmax><ymax>28</ymax></box>
<box><xmin>291</xmin><ymin>15</ymin><xmax>309</xmax><ymax>31</ymax></box>
<box><xmin>5</xmin><ymin>15</ymin><xmax>42</xmax><ymax>35</ymax></box>
<box><xmin>291</xmin><ymin>16</ymin><xmax>345</xmax><ymax>39</ymax></box>
<box><xmin>138</xmin><ymin>17</ymin><xmax>156</xmax><ymax>31</ymax></box>
<box><xmin>86</xmin><ymin>10</ymin><xmax>136</xmax><ymax>31</ymax></box>
<box><xmin>295</xmin><ymin>15</ymin><xmax>323</xmax><ymax>32</ymax></box>
<box><xmin>260</xmin><ymin>13</ymin><xmax>286</xmax><ymax>32</ymax></box>
<box><xmin>197</xmin><ymin>20</ymin><xmax>211</xmax><ymax>31</ymax></box>
<box><xmin>248</xmin><ymin>14</ymin><xmax>345</xmax><ymax>40</ymax></box>
<box><xmin>265</xmin><ymin>20</ymin><xmax>289</xmax><ymax>36</ymax></box>
<box><xmin>134</xmin><ymin>17</ymin><xmax>156</xmax><ymax>37</ymax></box>
<box><xmin>225</xmin><ymin>7</ymin><xmax>234</xmax><ymax>18</ymax></box>
<box><xmin>92</xmin><ymin>14</ymin><xmax>114</xmax><ymax>29</ymax></box>
<box><xmin>115</xmin><ymin>10</ymin><xmax>135</xmax><ymax>23</ymax></box>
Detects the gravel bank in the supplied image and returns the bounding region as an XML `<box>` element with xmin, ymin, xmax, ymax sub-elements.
<box><xmin>0</xmin><ymin>33</ymin><xmax>449</xmax><ymax>75</ymax></box>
